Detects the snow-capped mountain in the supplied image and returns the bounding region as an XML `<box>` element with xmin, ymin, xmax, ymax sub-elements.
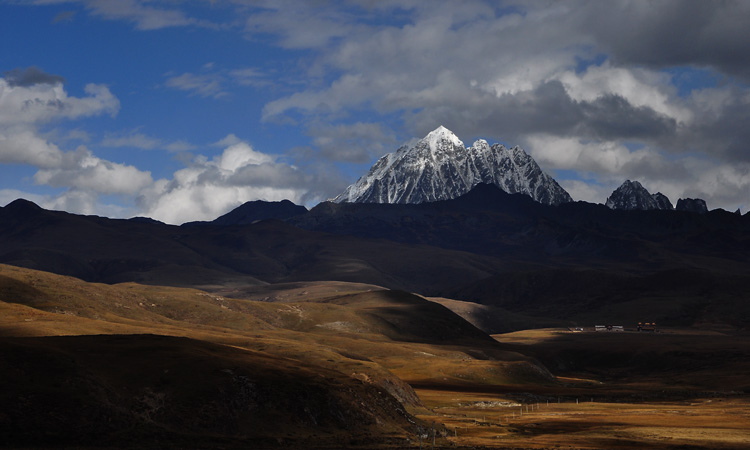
<box><xmin>605</xmin><ymin>180</ymin><xmax>673</xmax><ymax>210</ymax></box>
<box><xmin>333</xmin><ymin>126</ymin><xmax>572</xmax><ymax>205</ymax></box>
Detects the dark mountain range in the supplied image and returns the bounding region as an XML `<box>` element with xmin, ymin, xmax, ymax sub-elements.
<box><xmin>0</xmin><ymin>198</ymin><xmax>499</xmax><ymax>293</ymax></box>
<box><xmin>183</xmin><ymin>199</ymin><xmax>307</xmax><ymax>227</ymax></box>
<box><xmin>2</xmin><ymin>185</ymin><xmax>750</xmax><ymax>332</ymax></box>
<box><xmin>297</xmin><ymin>184</ymin><xmax>750</xmax><ymax>269</ymax></box>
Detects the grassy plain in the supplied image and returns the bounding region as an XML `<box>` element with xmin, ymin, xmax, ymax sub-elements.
<box><xmin>412</xmin><ymin>391</ymin><xmax>750</xmax><ymax>449</ymax></box>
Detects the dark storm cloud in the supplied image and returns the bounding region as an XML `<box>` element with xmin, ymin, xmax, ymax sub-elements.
<box><xmin>576</xmin><ymin>0</ymin><xmax>750</xmax><ymax>80</ymax></box>
<box><xmin>581</xmin><ymin>94</ymin><xmax>678</xmax><ymax>141</ymax></box>
<box><xmin>683</xmin><ymin>94</ymin><xmax>750</xmax><ymax>163</ymax></box>
<box><xmin>4</xmin><ymin>67</ymin><xmax>65</xmax><ymax>87</ymax></box>
<box><xmin>409</xmin><ymin>81</ymin><xmax>676</xmax><ymax>145</ymax></box>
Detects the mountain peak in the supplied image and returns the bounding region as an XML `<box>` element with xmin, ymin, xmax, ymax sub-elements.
<box><xmin>423</xmin><ymin>125</ymin><xmax>464</xmax><ymax>151</ymax></box>
<box><xmin>3</xmin><ymin>198</ymin><xmax>43</xmax><ymax>214</ymax></box>
<box><xmin>606</xmin><ymin>180</ymin><xmax>673</xmax><ymax>211</ymax></box>
<box><xmin>333</xmin><ymin>128</ymin><xmax>572</xmax><ymax>205</ymax></box>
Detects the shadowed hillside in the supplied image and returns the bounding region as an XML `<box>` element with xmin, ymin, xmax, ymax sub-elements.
<box><xmin>0</xmin><ymin>334</ymin><xmax>413</xmax><ymax>449</ymax></box>
<box><xmin>0</xmin><ymin>264</ymin><xmax>554</xmax><ymax>448</ymax></box>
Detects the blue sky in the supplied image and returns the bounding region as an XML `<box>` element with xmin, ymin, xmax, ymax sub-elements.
<box><xmin>2</xmin><ymin>1</ymin><xmax>750</xmax><ymax>223</ymax></box>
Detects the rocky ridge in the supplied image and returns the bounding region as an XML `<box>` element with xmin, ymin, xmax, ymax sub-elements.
<box><xmin>676</xmin><ymin>198</ymin><xmax>708</xmax><ymax>214</ymax></box>
<box><xmin>606</xmin><ymin>180</ymin><xmax>674</xmax><ymax>211</ymax></box>
<box><xmin>606</xmin><ymin>180</ymin><xmax>712</xmax><ymax>213</ymax></box>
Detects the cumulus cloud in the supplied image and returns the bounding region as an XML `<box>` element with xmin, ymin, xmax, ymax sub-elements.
<box><xmin>33</xmin><ymin>146</ymin><xmax>152</xmax><ymax>195</ymax></box>
<box><xmin>0</xmin><ymin>72</ymin><xmax>120</xmax><ymax>170</ymax></box>
<box><xmin>138</xmin><ymin>140</ymin><xmax>343</xmax><ymax>224</ymax></box>
<box><xmin>0</xmin><ymin>77</ymin><xmax>119</xmax><ymax>126</ymax></box>
<box><xmin>0</xmin><ymin>129</ymin><xmax>65</xmax><ymax>169</ymax></box>
<box><xmin>557</xmin><ymin>63</ymin><xmax>693</xmax><ymax>125</ymax></box>
<box><xmin>0</xmin><ymin>69</ymin><xmax>153</xmax><ymax>216</ymax></box>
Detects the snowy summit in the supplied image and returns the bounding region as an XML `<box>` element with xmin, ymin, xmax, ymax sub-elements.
<box><xmin>334</xmin><ymin>126</ymin><xmax>572</xmax><ymax>205</ymax></box>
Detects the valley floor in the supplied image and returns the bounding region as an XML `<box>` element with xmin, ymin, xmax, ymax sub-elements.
<box><xmin>405</xmin><ymin>389</ymin><xmax>750</xmax><ymax>449</ymax></box>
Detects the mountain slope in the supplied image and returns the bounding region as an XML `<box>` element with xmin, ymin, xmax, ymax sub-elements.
<box><xmin>334</xmin><ymin>126</ymin><xmax>572</xmax><ymax>205</ymax></box>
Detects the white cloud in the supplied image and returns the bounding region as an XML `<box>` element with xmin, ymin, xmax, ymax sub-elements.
<box><xmin>44</xmin><ymin>189</ymin><xmax>132</xmax><ymax>217</ymax></box>
<box><xmin>218</xmin><ymin>142</ymin><xmax>275</xmax><ymax>171</ymax></box>
<box><xmin>0</xmin><ymin>76</ymin><xmax>119</xmax><ymax>169</ymax></box>
<box><xmin>212</xmin><ymin>133</ymin><xmax>243</xmax><ymax>147</ymax></box>
<box><xmin>0</xmin><ymin>71</ymin><xmax>153</xmax><ymax>213</ymax></box>
<box><xmin>138</xmin><ymin>139</ymin><xmax>318</xmax><ymax>224</ymax></box>
<box><xmin>34</xmin><ymin>146</ymin><xmax>152</xmax><ymax>195</ymax></box>
<box><xmin>555</xmin><ymin>63</ymin><xmax>693</xmax><ymax>125</ymax></box>
<box><xmin>526</xmin><ymin>135</ymin><xmax>655</xmax><ymax>175</ymax></box>
<box><xmin>0</xmin><ymin>129</ymin><xmax>65</xmax><ymax>168</ymax></box>
<box><xmin>0</xmin><ymin>78</ymin><xmax>119</xmax><ymax>126</ymax></box>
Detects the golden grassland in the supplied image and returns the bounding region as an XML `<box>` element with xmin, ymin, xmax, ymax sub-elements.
<box><xmin>2</xmin><ymin>263</ymin><xmax>750</xmax><ymax>449</ymax></box>
<box><xmin>412</xmin><ymin>390</ymin><xmax>750</xmax><ymax>449</ymax></box>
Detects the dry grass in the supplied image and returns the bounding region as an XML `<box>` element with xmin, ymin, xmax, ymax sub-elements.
<box><xmin>3</xmin><ymin>264</ymin><xmax>750</xmax><ymax>449</ymax></box>
<box><xmin>411</xmin><ymin>389</ymin><xmax>750</xmax><ymax>449</ymax></box>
